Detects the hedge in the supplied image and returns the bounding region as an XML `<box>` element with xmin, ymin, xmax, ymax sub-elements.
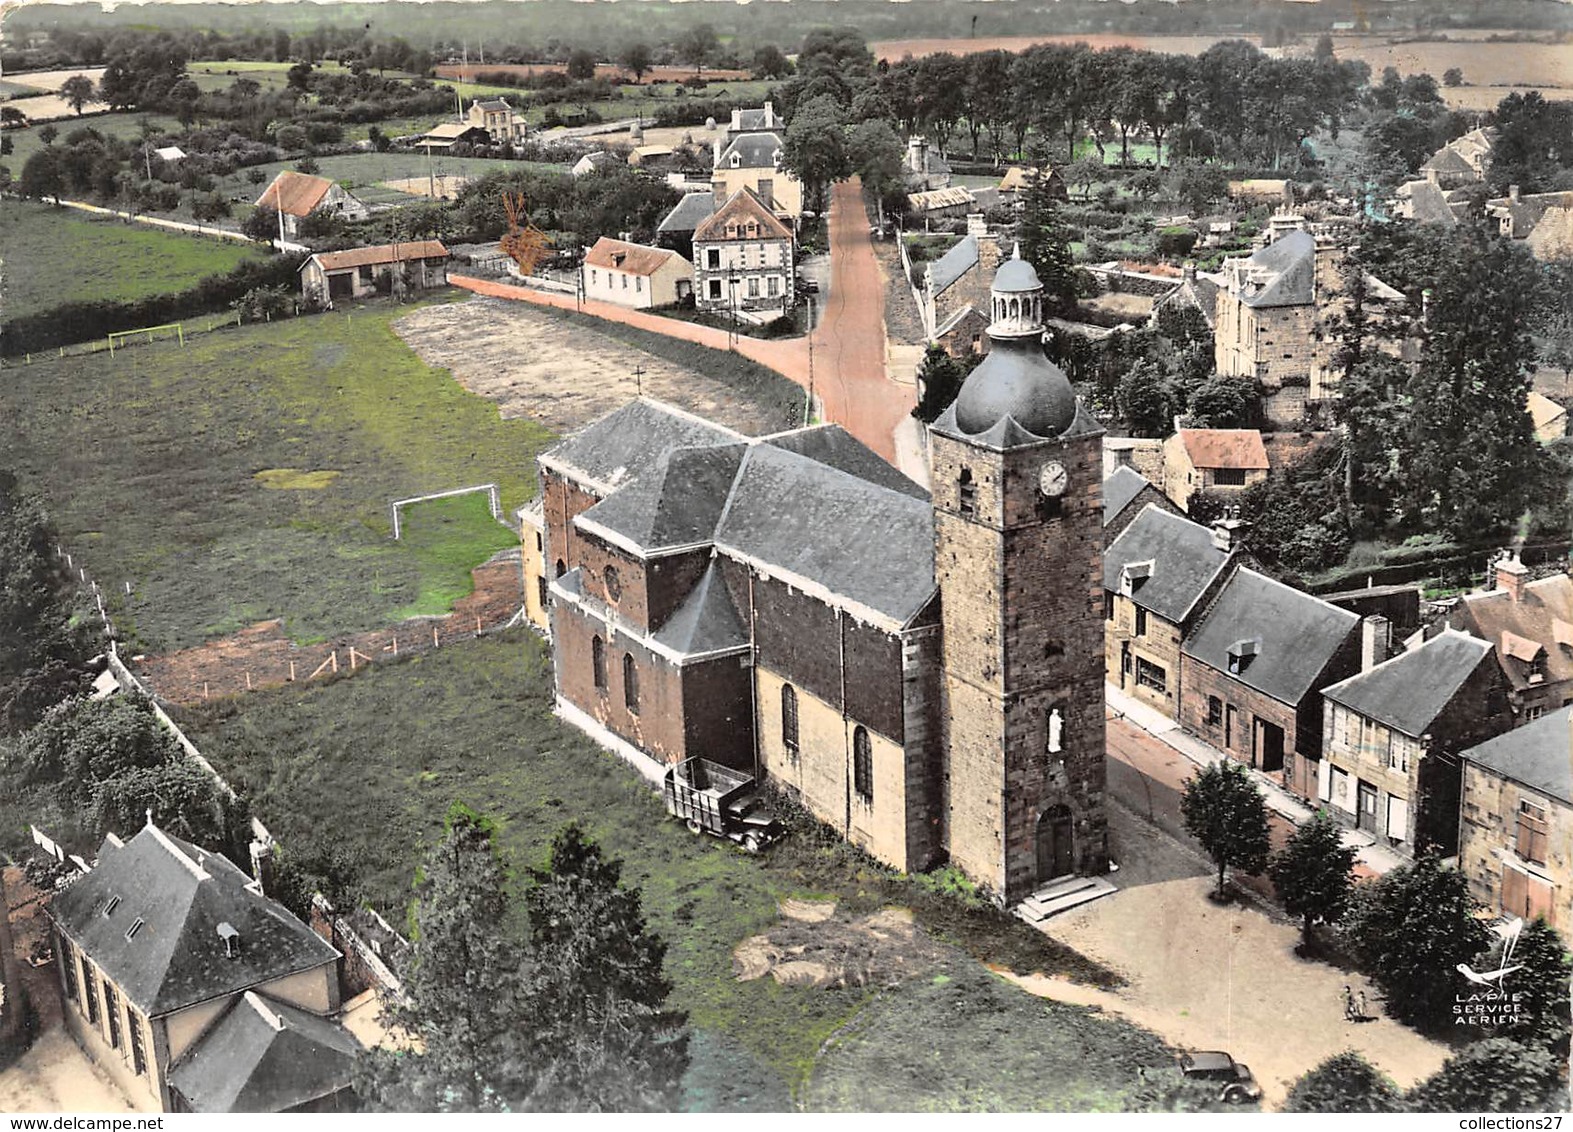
<box><xmin>3</xmin><ymin>252</ymin><xmax>307</xmax><ymax>356</ymax></box>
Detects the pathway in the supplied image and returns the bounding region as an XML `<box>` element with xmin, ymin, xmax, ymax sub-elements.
<box><xmin>450</xmin><ymin>177</ymin><xmax>919</xmax><ymax>474</ymax></box>
<box><xmin>48</xmin><ymin>198</ymin><xmax>259</xmax><ymax>244</ymax></box>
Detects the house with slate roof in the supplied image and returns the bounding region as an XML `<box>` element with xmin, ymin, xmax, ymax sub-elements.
<box><xmin>544</xmin><ymin>254</ymin><xmax>1112</xmax><ymax>904</ymax></box>
<box><xmin>46</xmin><ymin>822</ymin><xmax>357</xmax><ymax>1112</ymax></box>
<box><xmin>1102</xmin><ymin>466</ymin><xmax>1177</xmax><ymax>541</ymax></box>
<box><xmin>655</xmin><ymin>190</ymin><xmax>715</xmax><ymax>261</ymax></box>
<box><xmin>920</xmin><ymin>220</ymin><xmax>1006</xmax><ymax>354</ymax></box>
<box><xmin>1419</xmin><ymin>126</ymin><xmax>1497</xmax><ymax>189</ymax></box>
<box><xmin>904</xmin><ymin>136</ymin><xmax>952</xmax><ymax>191</ymax></box>
<box><xmin>710</xmin><ymin>131</ymin><xmax>802</xmax><ymax>220</ymax></box>
<box><xmin>254</xmin><ymin>171</ymin><xmax>368</xmax><ymax>239</ymax></box>
<box><xmin>726</xmin><ymin>102</ymin><xmax>780</xmax><ymax>138</ymax></box>
<box><xmin>1458</xmin><ymin>704</ymin><xmax>1573</xmax><ymax>932</ymax></box>
<box><xmin>1104</xmin><ymin>505</ymin><xmax>1238</xmax><ymax>719</ymax></box>
<box><xmin>1180</xmin><ymin>568</ymin><xmax>1361</xmax><ymax>784</ymax></box>
<box><xmin>1449</xmin><ymin>555</ymin><xmax>1573</xmax><ymax>725</ymax></box>
<box><xmin>1318</xmin><ymin>629</ymin><xmax>1511</xmax><ymax>856</ymax></box>
<box><xmin>691</xmin><ymin>188</ymin><xmax>796</xmax><ymax>321</ymax></box>
<box><xmin>1487</xmin><ymin>187</ymin><xmax>1573</xmax><ymax>240</ymax></box>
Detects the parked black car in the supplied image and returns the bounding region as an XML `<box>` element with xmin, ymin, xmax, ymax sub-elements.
<box><xmin>1179</xmin><ymin>1051</ymin><xmax>1262</xmax><ymax>1104</ymax></box>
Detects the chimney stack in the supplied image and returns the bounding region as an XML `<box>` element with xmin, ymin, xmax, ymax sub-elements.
<box><xmin>1210</xmin><ymin>510</ymin><xmax>1250</xmax><ymax>553</ymax></box>
<box><xmin>1182</xmin><ymin>260</ymin><xmax>1197</xmax><ymax>283</ymax></box>
<box><xmin>1510</xmin><ymin>184</ymin><xmax>1521</xmax><ymax>203</ymax></box>
<box><xmin>1496</xmin><ymin>550</ymin><xmax>1529</xmax><ymax>602</ymax></box>
<box><xmin>1361</xmin><ymin>615</ymin><xmax>1391</xmax><ymax>672</ymax></box>
<box><xmin>249</xmin><ymin>839</ymin><xmax>275</xmax><ymax>897</ymax></box>
<box><xmin>966</xmin><ymin>213</ymin><xmax>987</xmax><ymax>239</ymax></box>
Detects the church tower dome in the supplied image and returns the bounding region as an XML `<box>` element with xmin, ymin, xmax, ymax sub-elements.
<box><xmin>949</xmin><ymin>246</ymin><xmax>1078</xmax><ymax>442</ymax></box>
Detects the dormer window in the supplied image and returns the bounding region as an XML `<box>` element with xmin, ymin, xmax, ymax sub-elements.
<box><xmin>731</xmin><ymin>153</ymin><xmax>742</xmax><ymax>168</ymax></box>
<box><xmin>1227</xmin><ymin>638</ymin><xmax>1261</xmax><ymax>675</ymax></box>
<box><xmin>1119</xmin><ymin>561</ymin><xmax>1153</xmax><ymax>597</ymax></box>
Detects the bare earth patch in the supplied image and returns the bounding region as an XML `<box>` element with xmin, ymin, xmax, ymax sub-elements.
<box><xmin>733</xmin><ymin>899</ymin><xmax>949</xmax><ymax>990</ymax></box>
<box><xmin>394</xmin><ymin>298</ymin><xmax>781</xmax><ymax>436</ymax></box>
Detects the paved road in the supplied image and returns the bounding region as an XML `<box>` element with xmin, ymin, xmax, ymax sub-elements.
<box><xmin>450</xmin><ymin>177</ymin><xmax>916</xmax><ymax>467</ymax></box>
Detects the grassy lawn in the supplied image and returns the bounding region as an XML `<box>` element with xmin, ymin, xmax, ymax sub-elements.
<box><xmin>0</xmin><ymin>199</ymin><xmax>265</xmax><ymax>320</ymax></box>
<box><xmin>0</xmin><ymin>298</ymin><xmax>549</xmax><ymax>651</ymax></box>
<box><xmin>212</xmin><ymin>153</ymin><xmax>568</xmax><ymax>214</ymax></box>
<box><xmin>1</xmin><ymin>111</ymin><xmax>185</xmax><ymax>167</ymax></box>
<box><xmin>177</xmin><ymin>630</ymin><xmax>1150</xmax><ymax>1109</ymax></box>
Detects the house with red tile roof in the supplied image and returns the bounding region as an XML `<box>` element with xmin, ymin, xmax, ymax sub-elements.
<box><xmin>1161</xmin><ymin>428</ymin><xmax>1270</xmax><ymax>512</ymax></box>
<box><xmin>582</xmin><ymin>237</ymin><xmax>694</xmax><ymax>309</ymax></box>
<box><xmin>254</xmin><ymin>171</ymin><xmax>369</xmax><ymax>239</ymax></box>
<box><xmin>1448</xmin><ymin>554</ymin><xmax>1573</xmax><ymax>726</ymax></box>
<box><xmin>299</xmin><ymin>241</ymin><xmax>449</xmax><ymax>304</ymax></box>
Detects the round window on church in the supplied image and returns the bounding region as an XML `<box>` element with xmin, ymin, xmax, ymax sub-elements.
<box><xmin>604</xmin><ymin>565</ymin><xmax>622</xmax><ymax>601</ymax></box>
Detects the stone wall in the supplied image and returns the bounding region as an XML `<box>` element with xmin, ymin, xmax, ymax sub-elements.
<box><xmin>1105</xmin><ymin>595</ymin><xmax>1184</xmax><ymax>719</ymax></box>
<box><xmin>1459</xmin><ymin>762</ymin><xmax>1571</xmax><ymax>932</ymax></box>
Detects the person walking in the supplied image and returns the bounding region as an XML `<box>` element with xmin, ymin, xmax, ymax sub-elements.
<box><xmin>1342</xmin><ymin>985</ymin><xmax>1357</xmax><ymax>1022</ymax></box>
<box><xmin>1358</xmin><ymin>990</ymin><xmax>1370</xmax><ymax>1022</ymax></box>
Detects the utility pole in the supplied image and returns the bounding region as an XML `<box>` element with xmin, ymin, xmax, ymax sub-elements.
<box><xmin>806</xmin><ymin>295</ymin><xmax>815</xmax><ymax>423</ymax></box>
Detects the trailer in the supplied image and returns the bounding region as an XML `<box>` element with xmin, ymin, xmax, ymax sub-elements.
<box><xmin>663</xmin><ymin>757</ymin><xmax>783</xmax><ymax>852</ymax></box>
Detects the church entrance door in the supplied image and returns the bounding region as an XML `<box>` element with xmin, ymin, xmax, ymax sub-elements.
<box><xmin>1036</xmin><ymin>806</ymin><xmax>1074</xmax><ymax>884</ymax></box>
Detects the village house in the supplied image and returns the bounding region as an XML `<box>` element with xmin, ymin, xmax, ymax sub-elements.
<box><xmin>1102</xmin><ymin>466</ymin><xmax>1178</xmax><ymax>541</ymax></box>
<box><xmin>1317</xmin><ymin>628</ymin><xmax>1511</xmax><ymax>856</ymax></box>
<box><xmin>655</xmin><ymin>190</ymin><xmax>715</xmax><ymax>262</ymax></box>
<box><xmin>571</xmin><ymin>150</ymin><xmax>621</xmax><ymax>178</ymax></box>
<box><xmin>1103</xmin><ymin>436</ymin><xmax>1166</xmax><ymax>484</ymax></box>
<box><xmin>582</xmin><ymin>237</ymin><xmax>693</xmax><ymax>309</ymax></box>
<box><xmin>1152</xmin><ymin>262</ymin><xmax>1224</xmax><ymax>332</ymax></box>
<box><xmin>726</xmin><ymin>102</ymin><xmax>781</xmax><ymax>138</ymax></box>
<box><xmin>1212</xmin><ymin>223</ymin><xmax>1406</xmax><ymax>427</ymax></box>
<box><xmin>1161</xmin><ymin>428</ymin><xmax>1269</xmax><ymax>513</ymax></box>
<box><xmin>1419</xmin><ymin>126</ymin><xmax>1497</xmax><ymax>188</ymax></box>
<box><xmin>1392</xmin><ymin>178</ymin><xmax>1475</xmax><ymax>228</ymax></box>
<box><xmin>541</xmin><ymin>256</ymin><xmax>1111</xmax><ymax>904</ymax></box>
<box><xmin>919</xmin><ymin>217</ymin><xmax>1005</xmax><ymax>353</ymax></box>
<box><xmin>299</xmin><ymin>241</ymin><xmax>449</xmax><ymax>304</ymax></box>
<box><xmin>1449</xmin><ymin>555</ymin><xmax>1573</xmax><ymax>725</ymax></box>
<box><xmin>1104</xmin><ymin>505</ymin><xmax>1237</xmax><ymax>719</ymax></box>
<box><xmin>254</xmin><ymin>171</ymin><xmax>369</xmax><ymax>239</ymax></box>
<box><xmin>1485</xmin><ymin>187</ymin><xmax>1573</xmax><ymax>260</ymax></box>
<box><xmin>710</xmin><ymin>132</ymin><xmax>802</xmax><ymax>221</ymax></box>
<box><xmin>998</xmin><ymin>165</ymin><xmax>1068</xmax><ymax>207</ymax></box>
<box><xmin>419</xmin><ymin>97</ymin><xmax>528</xmax><ymax>150</ymax></box>
<box><xmin>1458</xmin><ymin>705</ymin><xmax>1573</xmax><ymax>932</ymax></box>
<box><xmin>46</xmin><ymin>822</ymin><xmax>359</xmax><ymax>1113</ymax></box>
<box><xmin>1181</xmin><ymin>567</ymin><xmax>1362</xmax><ymax>783</ymax></box>
<box><xmin>691</xmin><ymin>189</ymin><xmax>796</xmax><ymax>323</ymax></box>
<box><xmin>904</xmin><ymin>136</ymin><xmax>952</xmax><ymax>192</ymax></box>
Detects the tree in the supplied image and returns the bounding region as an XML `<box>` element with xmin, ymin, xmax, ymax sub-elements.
<box><xmin>1115</xmin><ymin>359</ymin><xmax>1172</xmax><ymax>438</ymax></box>
<box><xmin>98</xmin><ymin>59</ymin><xmax>140</xmax><ymax>110</ymax></box>
<box><xmin>752</xmin><ymin>45</ymin><xmax>792</xmax><ymax>81</ymax></box>
<box><xmin>619</xmin><ymin>43</ymin><xmax>653</xmax><ymax>83</ymax></box>
<box><xmin>1268</xmin><ymin>811</ymin><xmax>1357</xmax><ymax>948</ymax></box>
<box><xmin>356</xmin><ymin>804</ymin><xmax>533</xmax><ymax>1111</ymax></box>
<box><xmin>1341</xmin><ymin>851</ymin><xmax>1492</xmax><ymax>1028</ymax></box>
<box><xmin>780</xmin><ymin>94</ymin><xmax>849</xmax><ymax>214</ymax></box>
<box><xmin>60</xmin><ymin>75</ymin><xmax>96</xmax><ymax>116</ymax></box>
<box><xmin>1283</xmin><ymin>1051</ymin><xmax>1403</xmax><ymax>1113</ymax></box>
<box><xmin>848</xmin><ymin>119</ymin><xmax>905</xmax><ymax>230</ymax></box>
<box><xmin>913</xmin><ymin>344</ymin><xmax>968</xmax><ymax>424</ymax></box>
<box><xmin>521</xmin><ymin>824</ymin><xmax>688</xmax><ymax>1111</ymax></box>
<box><xmin>1443</xmin><ymin>67</ymin><xmax>1464</xmax><ymax>88</ymax></box>
<box><xmin>566</xmin><ymin>49</ymin><xmax>597</xmax><ymax>82</ymax></box>
<box><xmin>1180</xmin><ymin>760</ymin><xmax>1270</xmax><ymax>899</ymax></box>
<box><xmin>1017</xmin><ymin>174</ymin><xmax>1078</xmax><ymax>313</ymax></box>
<box><xmin>1171</xmin><ymin>159</ymin><xmax>1227</xmax><ymax>216</ymax></box>
<box><xmin>1406</xmin><ymin>1038</ymin><xmax>1566</xmax><ymax>1113</ymax></box>
<box><xmin>37</xmin><ymin>124</ymin><xmax>59</xmax><ymax>148</ymax></box>
<box><xmin>1186</xmin><ymin>373</ymin><xmax>1257</xmax><ymax>429</ymax></box>
<box><xmin>675</xmin><ymin>23</ymin><xmax>718</xmax><ymax>77</ymax></box>
<box><xmin>1062</xmin><ymin>154</ymin><xmax>1104</xmax><ymax>199</ymax></box>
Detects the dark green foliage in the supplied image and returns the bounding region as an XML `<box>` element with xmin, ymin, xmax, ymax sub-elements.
<box><xmin>1406</xmin><ymin>1037</ymin><xmax>1566</xmax><ymax>1113</ymax></box>
<box><xmin>1018</xmin><ymin>175</ymin><xmax>1077</xmax><ymax>313</ymax></box>
<box><xmin>1185</xmin><ymin>373</ymin><xmax>1257</xmax><ymax>429</ymax></box>
<box><xmin>1283</xmin><ymin>1051</ymin><xmax>1403</xmax><ymax>1113</ymax></box>
<box><xmin>1269</xmin><ymin>811</ymin><xmax>1357</xmax><ymax>946</ymax></box>
<box><xmin>1114</xmin><ymin>358</ymin><xmax>1172</xmax><ymax>439</ymax></box>
<box><xmin>781</xmin><ymin>94</ymin><xmax>850</xmax><ymax>214</ymax></box>
<box><xmin>1169</xmin><ymin>159</ymin><xmax>1227</xmax><ymax>216</ymax></box>
<box><xmin>0</xmin><ymin>473</ymin><xmax>90</xmax><ymax>734</ymax></box>
<box><xmin>1236</xmin><ymin>446</ymin><xmax>1351</xmax><ymax>577</ymax></box>
<box><xmin>1341</xmin><ymin>851</ymin><xmax>1492</xmax><ymax>1029</ymax></box>
<box><xmin>1490</xmin><ymin>919</ymin><xmax>1571</xmax><ymax>1052</ymax></box>
<box><xmin>1122</xmin><ymin>1070</ymin><xmax>1233</xmax><ymax>1113</ymax></box>
<box><xmin>1179</xmin><ymin>761</ymin><xmax>1270</xmax><ymax>899</ymax></box>
<box><xmin>913</xmin><ymin>344</ymin><xmax>968</xmax><ymax>424</ymax></box>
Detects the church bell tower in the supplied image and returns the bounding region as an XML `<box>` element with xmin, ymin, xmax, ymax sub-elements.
<box><xmin>928</xmin><ymin>248</ymin><xmax>1108</xmax><ymax>904</ymax></box>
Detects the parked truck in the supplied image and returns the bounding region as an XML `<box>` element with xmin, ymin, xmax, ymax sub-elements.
<box><xmin>662</xmin><ymin>757</ymin><xmax>783</xmax><ymax>852</ymax></box>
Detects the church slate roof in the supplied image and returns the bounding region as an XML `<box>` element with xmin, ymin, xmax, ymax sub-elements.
<box><xmin>927</xmin><ymin>235</ymin><xmax>980</xmax><ymax>297</ymax></box>
<box><xmin>1322</xmin><ymin>630</ymin><xmax>1493</xmax><ymax>739</ymax></box>
<box><xmin>1461</xmin><ymin>703</ymin><xmax>1573</xmax><ymax>806</ymax></box>
<box><xmin>714</xmin><ymin>443</ymin><xmax>936</xmax><ymax>627</ymax></box>
<box><xmin>651</xmin><ymin>563</ymin><xmax>750</xmax><ymax>656</ymax></box>
<box><xmin>1103</xmin><ymin>466</ymin><xmax>1152</xmax><ymax>527</ymax></box>
<box><xmin>48</xmin><ymin>826</ymin><xmax>339</xmax><ymax>1018</ymax></box>
<box><xmin>763</xmin><ymin>425</ymin><xmax>927</xmax><ymax>499</ymax></box>
<box><xmin>577</xmin><ymin>443</ymin><xmax>747</xmax><ymax>552</ymax></box>
<box><xmin>541</xmin><ymin>399</ymin><xmax>745</xmax><ymax>494</ymax></box>
<box><xmin>167</xmin><ymin>992</ymin><xmax>360</xmax><ymax>1113</ymax></box>
<box><xmin>1227</xmin><ymin>230</ymin><xmax>1316</xmax><ymax>308</ymax></box>
<box><xmin>1183</xmin><ymin>567</ymin><xmax>1360</xmax><ymax>707</ymax></box>
<box><xmin>1104</xmin><ymin>505</ymin><xmax>1231</xmax><ymax>625</ymax></box>
<box><xmin>657</xmin><ymin>191</ymin><xmax>715</xmax><ymax>236</ymax></box>
<box><xmin>716</xmin><ymin>131</ymin><xmax>784</xmax><ymax>170</ymax></box>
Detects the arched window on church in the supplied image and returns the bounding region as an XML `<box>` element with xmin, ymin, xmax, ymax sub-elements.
<box><xmin>958</xmin><ymin>468</ymin><xmax>977</xmax><ymax>519</ymax></box>
<box><xmin>555</xmin><ymin>559</ymin><xmax>566</xmax><ymax>578</ymax></box>
<box><xmin>592</xmin><ymin>635</ymin><xmax>606</xmax><ymax>690</ymax></box>
<box><xmin>781</xmin><ymin>684</ymin><xmax>799</xmax><ymax>754</ymax></box>
<box><xmin>853</xmin><ymin>726</ymin><xmax>873</xmax><ymax>802</ymax></box>
<box><xmin>623</xmin><ymin>653</ymin><xmax>639</xmax><ymax>714</ymax></box>
<box><xmin>1047</xmin><ymin>707</ymin><xmax>1064</xmax><ymax>755</ymax></box>
<box><xmin>1010</xmin><ymin>297</ymin><xmax>1020</xmax><ymax>320</ymax></box>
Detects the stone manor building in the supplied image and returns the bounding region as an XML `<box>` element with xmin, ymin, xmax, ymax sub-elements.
<box><xmin>540</xmin><ymin>254</ymin><xmax>1108</xmax><ymax>902</ymax></box>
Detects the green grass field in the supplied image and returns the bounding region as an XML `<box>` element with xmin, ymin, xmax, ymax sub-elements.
<box><xmin>1</xmin><ymin>111</ymin><xmax>185</xmax><ymax>168</ymax></box>
<box><xmin>0</xmin><ymin>199</ymin><xmax>265</xmax><ymax>320</ymax></box>
<box><xmin>0</xmin><ymin>299</ymin><xmax>548</xmax><ymax>651</ymax></box>
<box><xmin>176</xmin><ymin>630</ymin><xmax>1156</xmax><ymax>1109</ymax></box>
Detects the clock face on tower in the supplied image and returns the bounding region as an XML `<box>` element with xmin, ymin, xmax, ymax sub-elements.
<box><xmin>1038</xmin><ymin>461</ymin><xmax>1068</xmax><ymax>497</ymax></box>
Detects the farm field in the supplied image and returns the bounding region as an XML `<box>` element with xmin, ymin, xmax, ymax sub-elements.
<box><xmin>0</xmin><ymin>110</ymin><xmax>184</xmax><ymax>167</ymax></box>
<box><xmin>436</xmin><ymin>62</ymin><xmax>754</xmax><ymax>85</ymax></box>
<box><xmin>210</xmin><ymin>153</ymin><xmax>565</xmax><ymax>210</ymax></box>
<box><xmin>176</xmin><ymin>629</ymin><xmax>1158</xmax><ymax>1110</ymax></box>
<box><xmin>0</xmin><ymin>298</ymin><xmax>546</xmax><ymax>652</ymax></box>
<box><xmin>0</xmin><ymin>198</ymin><xmax>265</xmax><ymax>320</ymax></box>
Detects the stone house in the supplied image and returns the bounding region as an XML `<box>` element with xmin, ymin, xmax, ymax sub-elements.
<box><xmin>254</xmin><ymin>172</ymin><xmax>369</xmax><ymax>239</ymax></box>
<box><xmin>421</xmin><ymin>98</ymin><xmax>528</xmax><ymax>149</ymax></box>
<box><xmin>998</xmin><ymin>165</ymin><xmax>1067</xmax><ymax>207</ymax></box>
<box><xmin>726</xmin><ymin>102</ymin><xmax>781</xmax><ymax>138</ymax></box>
<box><xmin>299</xmin><ymin>241</ymin><xmax>449</xmax><ymax>304</ymax></box>
<box><xmin>1486</xmin><ymin>187</ymin><xmax>1573</xmax><ymax>240</ymax></box>
<box><xmin>1103</xmin><ymin>505</ymin><xmax>1237</xmax><ymax>718</ymax></box>
<box><xmin>1458</xmin><ymin>705</ymin><xmax>1573</xmax><ymax>931</ymax></box>
<box><xmin>710</xmin><ymin>132</ymin><xmax>802</xmax><ymax>220</ymax></box>
<box><xmin>1419</xmin><ymin>127</ymin><xmax>1497</xmax><ymax>188</ymax></box>
<box><xmin>1181</xmin><ymin>567</ymin><xmax>1362</xmax><ymax>784</ymax></box>
<box><xmin>904</xmin><ymin>136</ymin><xmax>952</xmax><ymax>191</ymax></box>
<box><xmin>543</xmin><ymin>257</ymin><xmax>1111</xmax><ymax>904</ymax></box>
<box><xmin>583</xmin><ymin>237</ymin><xmax>693</xmax><ymax>309</ymax></box>
<box><xmin>519</xmin><ymin>498</ymin><xmax>549</xmax><ymax>634</ymax></box>
<box><xmin>1161</xmin><ymin>428</ymin><xmax>1269</xmax><ymax>513</ymax></box>
<box><xmin>691</xmin><ymin>189</ymin><xmax>796</xmax><ymax>322</ymax></box>
<box><xmin>1449</xmin><ymin>555</ymin><xmax>1573</xmax><ymax>725</ymax></box>
<box><xmin>1102</xmin><ymin>466</ymin><xmax>1178</xmax><ymax>541</ymax></box>
<box><xmin>46</xmin><ymin>822</ymin><xmax>359</xmax><ymax>1113</ymax></box>
<box><xmin>1317</xmin><ymin>628</ymin><xmax>1512</xmax><ymax>856</ymax></box>
<box><xmin>920</xmin><ymin>219</ymin><xmax>1005</xmax><ymax>353</ymax></box>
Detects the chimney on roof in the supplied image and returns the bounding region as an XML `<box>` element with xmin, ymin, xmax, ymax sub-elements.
<box><xmin>1361</xmin><ymin>615</ymin><xmax>1391</xmax><ymax>672</ymax></box>
<box><xmin>712</xmin><ymin>137</ymin><xmax>722</xmax><ymax>167</ymax></box>
<box><xmin>763</xmin><ymin>100</ymin><xmax>775</xmax><ymax>128</ymax></box>
<box><xmin>1182</xmin><ymin>261</ymin><xmax>1197</xmax><ymax>283</ymax></box>
<box><xmin>249</xmin><ymin>838</ymin><xmax>275</xmax><ymax>897</ymax></box>
<box><xmin>1510</xmin><ymin>184</ymin><xmax>1521</xmax><ymax>203</ymax></box>
<box><xmin>1496</xmin><ymin>550</ymin><xmax>1529</xmax><ymax>602</ymax></box>
<box><xmin>966</xmin><ymin>213</ymin><xmax>987</xmax><ymax>239</ymax></box>
<box><xmin>1210</xmin><ymin>510</ymin><xmax>1250</xmax><ymax>553</ymax></box>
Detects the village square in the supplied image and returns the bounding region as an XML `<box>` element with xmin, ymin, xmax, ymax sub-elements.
<box><xmin>1</xmin><ymin>0</ymin><xmax>1573</xmax><ymax>1115</ymax></box>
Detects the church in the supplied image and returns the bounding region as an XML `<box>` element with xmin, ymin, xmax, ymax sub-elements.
<box><xmin>536</xmin><ymin>254</ymin><xmax>1108</xmax><ymax>903</ymax></box>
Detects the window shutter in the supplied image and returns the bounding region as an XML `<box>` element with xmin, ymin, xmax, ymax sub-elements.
<box><xmin>1385</xmin><ymin>795</ymin><xmax>1408</xmax><ymax>842</ymax></box>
